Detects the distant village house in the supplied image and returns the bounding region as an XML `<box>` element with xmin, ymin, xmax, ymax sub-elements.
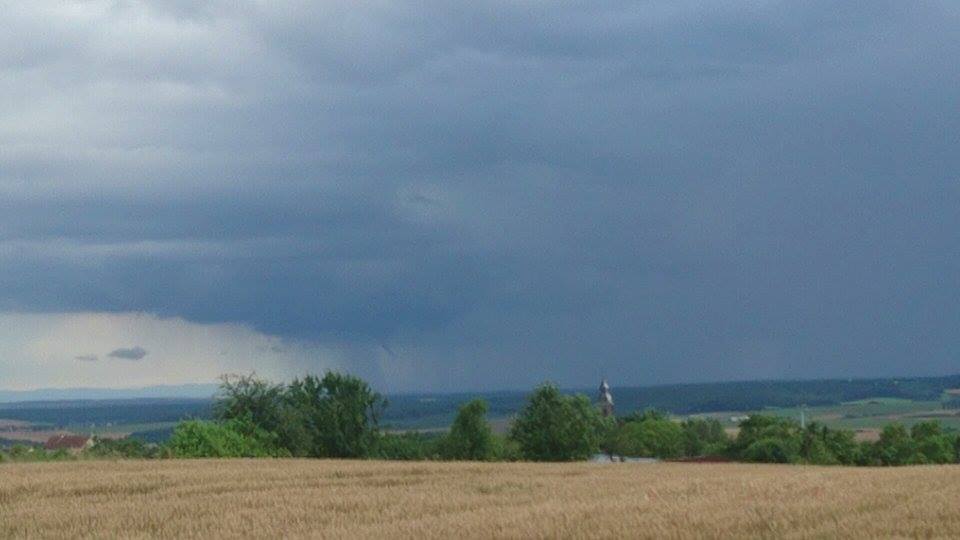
<box><xmin>44</xmin><ymin>434</ymin><xmax>94</xmax><ymax>454</ymax></box>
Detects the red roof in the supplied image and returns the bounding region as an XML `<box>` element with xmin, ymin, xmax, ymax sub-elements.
<box><xmin>44</xmin><ymin>434</ymin><xmax>91</xmax><ymax>450</ymax></box>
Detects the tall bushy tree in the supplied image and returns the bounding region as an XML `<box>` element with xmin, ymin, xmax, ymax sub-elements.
<box><xmin>680</xmin><ymin>418</ymin><xmax>729</xmax><ymax>457</ymax></box>
<box><xmin>910</xmin><ymin>421</ymin><xmax>954</xmax><ymax>464</ymax></box>
<box><xmin>211</xmin><ymin>371</ymin><xmax>385</xmax><ymax>459</ymax></box>
<box><xmin>799</xmin><ymin>423</ymin><xmax>861</xmax><ymax>465</ymax></box>
<box><xmin>860</xmin><ymin>421</ymin><xmax>957</xmax><ymax>466</ymax></box>
<box><xmin>214</xmin><ymin>373</ymin><xmax>285</xmax><ymax>434</ymax></box>
<box><xmin>285</xmin><ymin>372</ymin><xmax>386</xmax><ymax>458</ymax></box>
<box><xmin>874</xmin><ymin>423</ymin><xmax>918</xmax><ymax>466</ymax></box>
<box><xmin>509</xmin><ymin>383</ymin><xmax>605</xmax><ymax>461</ymax></box>
<box><xmin>442</xmin><ymin>399</ymin><xmax>494</xmax><ymax>461</ymax></box>
<box><xmin>214</xmin><ymin>373</ymin><xmax>309</xmax><ymax>453</ymax></box>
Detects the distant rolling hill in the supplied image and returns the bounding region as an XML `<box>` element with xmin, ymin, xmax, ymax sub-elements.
<box><xmin>2</xmin><ymin>374</ymin><xmax>959</xmax><ymax>441</ymax></box>
<box><xmin>382</xmin><ymin>373</ymin><xmax>960</xmax><ymax>429</ymax></box>
<box><xmin>0</xmin><ymin>384</ymin><xmax>219</xmax><ymax>403</ymax></box>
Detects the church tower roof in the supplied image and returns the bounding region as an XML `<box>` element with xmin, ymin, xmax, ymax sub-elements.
<box><xmin>598</xmin><ymin>378</ymin><xmax>614</xmax><ymax>416</ymax></box>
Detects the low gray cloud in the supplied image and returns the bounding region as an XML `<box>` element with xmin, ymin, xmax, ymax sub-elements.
<box><xmin>108</xmin><ymin>347</ymin><xmax>149</xmax><ymax>361</ymax></box>
<box><xmin>74</xmin><ymin>355</ymin><xmax>98</xmax><ymax>362</ymax></box>
<box><xmin>1</xmin><ymin>2</ymin><xmax>959</xmax><ymax>391</ymax></box>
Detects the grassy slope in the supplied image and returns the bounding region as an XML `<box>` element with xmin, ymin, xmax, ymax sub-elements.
<box><xmin>2</xmin><ymin>460</ymin><xmax>960</xmax><ymax>538</ymax></box>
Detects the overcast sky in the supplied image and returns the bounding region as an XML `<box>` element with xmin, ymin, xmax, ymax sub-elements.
<box><xmin>1</xmin><ymin>1</ymin><xmax>958</xmax><ymax>392</ymax></box>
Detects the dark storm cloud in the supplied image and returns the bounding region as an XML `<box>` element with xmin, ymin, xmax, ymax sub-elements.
<box><xmin>108</xmin><ymin>347</ymin><xmax>149</xmax><ymax>361</ymax></box>
<box><xmin>1</xmin><ymin>1</ymin><xmax>959</xmax><ymax>390</ymax></box>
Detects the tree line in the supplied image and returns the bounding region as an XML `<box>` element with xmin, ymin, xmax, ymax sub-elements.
<box><xmin>160</xmin><ymin>372</ymin><xmax>960</xmax><ymax>465</ymax></box>
<box><xmin>3</xmin><ymin>371</ymin><xmax>959</xmax><ymax>465</ymax></box>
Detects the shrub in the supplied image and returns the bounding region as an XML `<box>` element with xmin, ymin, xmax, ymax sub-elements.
<box><xmin>611</xmin><ymin>417</ymin><xmax>684</xmax><ymax>458</ymax></box>
<box><xmin>489</xmin><ymin>435</ymin><xmax>522</xmax><ymax>462</ymax></box>
<box><xmin>166</xmin><ymin>419</ymin><xmax>287</xmax><ymax>458</ymax></box>
<box><xmin>744</xmin><ymin>438</ymin><xmax>794</xmax><ymax>463</ymax></box>
<box><xmin>0</xmin><ymin>444</ymin><xmax>75</xmax><ymax>463</ymax></box>
<box><xmin>9</xmin><ymin>444</ymin><xmax>32</xmax><ymax>459</ymax></box>
<box><xmin>731</xmin><ymin>415</ymin><xmax>801</xmax><ymax>462</ymax></box>
<box><xmin>85</xmin><ymin>437</ymin><xmax>158</xmax><ymax>459</ymax></box>
<box><xmin>374</xmin><ymin>433</ymin><xmax>440</xmax><ymax>461</ymax></box>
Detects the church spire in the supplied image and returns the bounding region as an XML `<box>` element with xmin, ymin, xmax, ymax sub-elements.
<box><xmin>598</xmin><ymin>378</ymin><xmax>614</xmax><ymax>417</ymax></box>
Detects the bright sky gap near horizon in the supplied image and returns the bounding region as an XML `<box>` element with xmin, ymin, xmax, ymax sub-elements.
<box><xmin>1</xmin><ymin>1</ymin><xmax>958</xmax><ymax>393</ymax></box>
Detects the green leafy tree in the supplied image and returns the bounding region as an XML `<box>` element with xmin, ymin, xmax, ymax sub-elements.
<box><xmin>731</xmin><ymin>415</ymin><xmax>802</xmax><ymax>463</ymax></box>
<box><xmin>798</xmin><ymin>423</ymin><xmax>860</xmax><ymax>465</ymax></box>
<box><xmin>442</xmin><ymin>399</ymin><xmax>495</xmax><ymax>461</ymax></box>
<box><xmin>509</xmin><ymin>383</ymin><xmax>605</xmax><ymax>461</ymax></box>
<box><xmin>612</xmin><ymin>416</ymin><xmax>684</xmax><ymax>458</ymax></box>
<box><xmin>802</xmin><ymin>437</ymin><xmax>837</xmax><ymax>465</ymax></box>
<box><xmin>874</xmin><ymin>423</ymin><xmax>919</xmax><ymax>466</ymax></box>
<box><xmin>910</xmin><ymin>421</ymin><xmax>954</xmax><ymax>464</ymax></box>
<box><xmin>680</xmin><ymin>418</ymin><xmax>729</xmax><ymax>457</ymax></box>
<box><xmin>285</xmin><ymin>372</ymin><xmax>386</xmax><ymax>458</ymax></box>
<box><xmin>822</xmin><ymin>427</ymin><xmax>861</xmax><ymax>465</ymax></box>
<box><xmin>215</xmin><ymin>373</ymin><xmax>311</xmax><ymax>455</ymax></box>
<box><xmin>214</xmin><ymin>373</ymin><xmax>286</xmax><ymax>436</ymax></box>
<box><xmin>214</xmin><ymin>371</ymin><xmax>385</xmax><ymax>459</ymax></box>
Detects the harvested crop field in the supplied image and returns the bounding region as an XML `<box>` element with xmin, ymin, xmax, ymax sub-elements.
<box><xmin>2</xmin><ymin>460</ymin><xmax>959</xmax><ymax>538</ymax></box>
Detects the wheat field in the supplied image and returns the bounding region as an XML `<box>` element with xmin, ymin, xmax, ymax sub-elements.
<box><xmin>2</xmin><ymin>459</ymin><xmax>959</xmax><ymax>538</ymax></box>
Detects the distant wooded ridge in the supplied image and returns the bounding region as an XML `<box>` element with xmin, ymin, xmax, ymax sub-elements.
<box><xmin>2</xmin><ymin>373</ymin><xmax>959</xmax><ymax>433</ymax></box>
